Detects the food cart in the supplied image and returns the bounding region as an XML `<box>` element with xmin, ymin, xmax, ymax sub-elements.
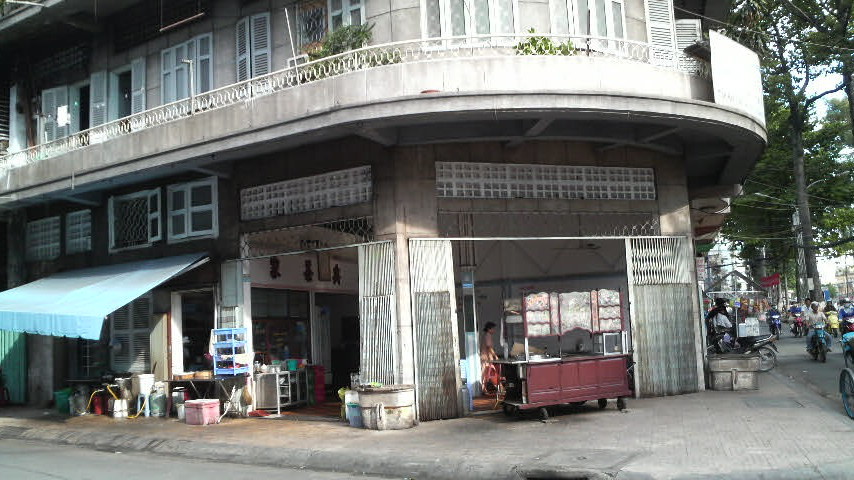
<box><xmin>495</xmin><ymin>290</ymin><xmax>632</xmax><ymax>419</ymax></box>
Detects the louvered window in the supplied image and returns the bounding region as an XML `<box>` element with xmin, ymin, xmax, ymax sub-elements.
<box><xmin>161</xmin><ymin>33</ymin><xmax>214</xmax><ymax>104</ymax></box>
<box><xmin>108</xmin><ymin>188</ymin><xmax>161</xmax><ymax>251</ymax></box>
<box><xmin>645</xmin><ymin>0</ymin><xmax>676</xmax><ymax>65</ymax></box>
<box><xmin>110</xmin><ymin>296</ymin><xmax>152</xmax><ymax>373</ymax></box>
<box><xmin>25</xmin><ymin>216</ymin><xmax>61</xmax><ymax>261</ymax></box>
<box><xmin>675</xmin><ymin>18</ymin><xmax>702</xmax><ymax>73</ymax></box>
<box><xmin>40</xmin><ymin>86</ymin><xmax>69</xmax><ymax>144</ymax></box>
<box><xmin>550</xmin><ymin>0</ymin><xmax>624</xmax><ymax>39</ymax></box>
<box><xmin>66</xmin><ymin>209</ymin><xmax>92</xmax><ymax>254</ymax></box>
<box><xmin>236</xmin><ymin>12</ymin><xmax>271</xmax><ymax>82</ymax></box>
<box><xmin>423</xmin><ymin>0</ymin><xmax>517</xmax><ymax>39</ymax></box>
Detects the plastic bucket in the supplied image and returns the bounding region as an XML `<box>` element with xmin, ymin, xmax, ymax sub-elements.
<box><xmin>346</xmin><ymin>403</ymin><xmax>363</xmax><ymax>428</ymax></box>
<box><xmin>132</xmin><ymin>374</ymin><xmax>155</xmax><ymax>397</ymax></box>
<box><xmin>176</xmin><ymin>403</ymin><xmax>186</xmax><ymax>420</ymax></box>
<box><xmin>54</xmin><ymin>389</ymin><xmax>71</xmax><ymax>414</ymax></box>
<box><xmin>287</xmin><ymin>359</ymin><xmax>299</xmax><ymax>371</ymax></box>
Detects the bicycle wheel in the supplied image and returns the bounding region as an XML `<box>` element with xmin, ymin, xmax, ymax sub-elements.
<box><xmin>840</xmin><ymin>369</ymin><xmax>854</xmax><ymax>419</ymax></box>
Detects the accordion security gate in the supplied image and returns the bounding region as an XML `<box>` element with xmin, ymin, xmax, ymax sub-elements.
<box><xmin>409</xmin><ymin>239</ymin><xmax>462</xmax><ymax>420</ymax></box>
<box><xmin>626</xmin><ymin>237</ymin><xmax>700</xmax><ymax>396</ymax></box>
<box><xmin>358</xmin><ymin>242</ymin><xmax>398</xmax><ymax>386</ymax></box>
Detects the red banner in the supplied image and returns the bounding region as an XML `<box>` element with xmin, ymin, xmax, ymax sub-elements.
<box><xmin>761</xmin><ymin>273</ymin><xmax>781</xmax><ymax>288</ymax></box>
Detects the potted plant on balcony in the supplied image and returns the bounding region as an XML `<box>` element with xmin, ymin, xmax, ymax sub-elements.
<box><xmin>514</xmin><ymin>28</ymin><xmax>576</xmax><ymax>56</ymax></box>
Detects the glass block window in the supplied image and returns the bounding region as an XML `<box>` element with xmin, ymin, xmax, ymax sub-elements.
<box><xmin>241</xmin><ymin>166</ymin><xmax>372</xmax><ymax>220</ymax></box>
<box><xmin>108</xmin><ymin>189</ymin><xmax>161</xmax><ymax>251</ymax></box>
<box><xmin>25</xmin><ymin>216</ymin><xmax>61</xmax><ymax>261</ymax></box>
<box><xmin>167</xmin><ymin>176</ymin><xmax>218</xmax><ymax>242</ymax></box>
<box><xmin>66</xmin><ymin>209</ymin><xmax>92</xmax><ymax>254</ymax></box>
<box><xmin>436</xmin><ymin>162</ymin><xmax>655</xmax><ymax>200</ymax></box>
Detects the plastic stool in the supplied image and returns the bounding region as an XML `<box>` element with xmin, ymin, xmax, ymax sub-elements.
<box><xmin>137</xmin><ymin>394</ymin><xmax>150</xmax><ymax>417</ymax></box>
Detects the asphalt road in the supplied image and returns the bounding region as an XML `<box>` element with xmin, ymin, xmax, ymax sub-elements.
<box><xmin>0</xmin><ymin>439</ymin><xmax>389</xmax><ymax>480</ymax></box>
<box><xmin>772</xmin><ymin>328</ymin><xmax>847</xmax><ymax>401</ymax></box>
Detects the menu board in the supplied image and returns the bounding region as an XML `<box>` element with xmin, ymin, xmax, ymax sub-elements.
<box><xmin>558</xmin><ymin>292</ymin><xmax>591</xmax><ymax>332</ymax></box>
<box><xmin>596</xmin><ymin>289</ymin><xmax>622</xmax><ymax>332</ymax></box>
<box><xmin>523</xmin><ymin>292</ymin><xmax>554</xmax><ymax>337</ymax></box>
<box><xmin>522</xmin><ymin>289</ymin><xmax>623</xmax><ymax>337</ymax></box>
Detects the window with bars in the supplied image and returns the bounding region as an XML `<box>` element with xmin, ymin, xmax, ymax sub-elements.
<box><xmin>423</xmin><ymin>0</ymin><xmax>517</xmax><ymax>39</ymax></box>
<box><xmin>108</xmin><ymin>189</ymin><xmax>161</xmax><ymax>251</ymax></box>
<box><xmin>167</xmin><ymin>177</ymin><xmax>218</xmax><ymax>242</ymax></box>
<box><xmin>25</xmin><ymin>216</ymin><xmax>61</xmax><ymax>261</ymax></box>
<box><xmin>296</xmin><ymin>0</ymin><xmax>328</xmax><ymax>52</ymax></box>
<box><xmin>240</xmin><ymin>166</ymin><xmax>372</xmax><ymax>220</ymax></box>
<box><xmin>436</xmin><ymin>162</ymin><xmax>655</xmax><ymax>200</ymax></box>
<box><xmin>66</xmin><ymin>209</ymin><xmax>92</xmax><ymax>254</ymax></box>
<box><xmin>110</xmin><ymin>296</ymin><xmax>152</xmax><ymax>373</ymax></box>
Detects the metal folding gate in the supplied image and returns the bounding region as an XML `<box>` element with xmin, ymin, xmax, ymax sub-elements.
<box><xmin>358</xmin><ymin>242</ymin><xmax>397</xmax><ymax>385</ymax></box>
<box><xmin>409</xmin><ymin>239</ymin><xmax>461</xmax><ymax>420</ymax></box>
<box><xmin>626</xmin><ymin>237</ymin><xmax>700</xmax><ymax>396</ymax></box>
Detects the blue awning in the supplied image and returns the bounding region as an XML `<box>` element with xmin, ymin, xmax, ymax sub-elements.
<box><xmin>0</xmin><ymin>253</ymin><xmax>209</xmax><ymax>340</ymax></box>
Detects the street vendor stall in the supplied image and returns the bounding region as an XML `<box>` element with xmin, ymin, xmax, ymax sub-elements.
<box><xmin>495</xmin><ymin>290</ymin><xmax>632</xmax><ymax>419</ymax></box>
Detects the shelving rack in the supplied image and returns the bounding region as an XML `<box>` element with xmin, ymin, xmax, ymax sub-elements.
<box><xmin>213</xmin><ymin>328</ymin><xmax>250</xmax><ymax>376</ymax></box>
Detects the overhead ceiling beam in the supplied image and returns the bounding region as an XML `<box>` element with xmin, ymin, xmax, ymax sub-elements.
<box><xmin>57</xmin><ymin>195</ymin><xmax>100</xmax><ymax>207</ymax></box>
<box><xmin>639</xmin><ymin>126</ymin><xmax>680</xmax><ymax>144</ymax></box>
<box><xmin>190</xmin><ymin>166</ymin><xmax>232</xmax><ymax>179</ymax></box>
<box><xmin>505</xmin><ymin>118</ymin><xmax>555</xmax><ymax>147</ymax></box>
<box><xmin>356</xmin><ymin>127</ymin><xmax>397</xmax><ymax>147</ymax></box>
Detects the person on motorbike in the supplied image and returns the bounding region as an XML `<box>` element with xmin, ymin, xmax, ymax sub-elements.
<box><xmin>767</xmin><ymin>304</ymin><xmax>782</xmax><ymax>336</ymax></box>
<box><xmin>706</xmin><ymin>298</ymin><xmax>734</xmax><ymax>351</ymax></box>
<box><xmin>805</xmin><ymin>301</ymin><xmax>830</xmax><ymax>351</ymax></box>
<box><xmin>825</xmin><ymin>303</ymin><xmax>840</xmax><ymax>338</ymax></box>
<box><xmin>840</xmin><ymin>298</ymin><xmax>854</xmax><ymax>334</ymax></box>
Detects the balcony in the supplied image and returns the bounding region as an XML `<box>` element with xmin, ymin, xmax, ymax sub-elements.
<box><xmin>0</xmin><ymin>33</ymin><xmax>765</xmax><ymax>203</ymax></box>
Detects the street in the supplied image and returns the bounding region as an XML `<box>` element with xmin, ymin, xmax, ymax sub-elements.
<box><xmin>0</xmin><ymin>439</ymin><xmax>389</xmax><ymax>480</ymax></box>
<box><xmin>771</xmin><ymin>327</ymin><xmax>847</xmax><ymax>402</ymax></box>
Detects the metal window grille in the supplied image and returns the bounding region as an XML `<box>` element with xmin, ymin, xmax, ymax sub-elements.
<box><xmin>436</xmin><ymin>162</ymin><xmax>656</xmax><ymax>201</ymax></box>
<box><xmin>65</xmin><ymin>209</ymin><xmax>92</xmax><ymax>254</ymax></box>
<box><xmin>242</xmin><ymin>216</ymin><xmax>374</xmax><ymax>258</ymax></box>
<box><xmin>296</xmin><ymin>0</ymin><xmax>328</xmax><ymax>52</ymax></box>
<box><xmin>240</xmin><ymin>166</ymin><xmax>372</xmax><ymax>220</ymax></box>
<box><xmin>109</xmin><ymin>189</ymin><xmax>160</xmax><ymax>250</ymax></box>
<box><xmin>25</xmin><ymin>216</ymin><xmax>60</xmax><ymax>261</ymax></box>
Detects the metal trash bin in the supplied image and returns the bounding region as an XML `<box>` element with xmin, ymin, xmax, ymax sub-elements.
<box><xmin>708</xmin><ymin>353</ymin><xmax>760</xmax><ymax>391</ymax></box>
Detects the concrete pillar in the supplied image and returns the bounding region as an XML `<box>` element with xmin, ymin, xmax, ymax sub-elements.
<box><xmin>373</xmin><ymin>146</ymin><xmax>438</xmax><ymax>385</ymax></box>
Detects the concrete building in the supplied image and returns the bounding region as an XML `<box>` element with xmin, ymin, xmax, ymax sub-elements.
<box><xmin>0</xmin><ymin>0</ymin><xmax>765</xmax><ymax>418</ymax></box>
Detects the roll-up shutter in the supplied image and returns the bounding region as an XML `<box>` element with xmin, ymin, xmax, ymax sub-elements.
<box><xmin>409</xmin><ymin>239</ymin><xmax>462</xmax><ymax>420</ymax></box>
<box><xmin>645</xmin><ymin>0</ymin><xmax>676</xmax><ymax>66</ymax></box>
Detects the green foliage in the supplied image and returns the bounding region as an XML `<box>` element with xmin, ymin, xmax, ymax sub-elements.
<box><xmin>308</xmin><ymin>24</ymin><xmax>374</xmax><ymax>61</ymax></box>
<box><xmin>514</xmin><ymin>28</ymin><xmax>575</xmax><ymax>56</ymax></box>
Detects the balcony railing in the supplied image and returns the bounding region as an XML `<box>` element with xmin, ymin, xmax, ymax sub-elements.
<box><xmin>0</xmin><ymin>33</ymin><xmax>709</xmax><ymax>174</ymax></box>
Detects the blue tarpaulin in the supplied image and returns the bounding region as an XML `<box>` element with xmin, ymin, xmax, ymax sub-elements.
<box><xmin>0</xmin><ymin>253</ymin><xmax>208</xmax><ymax>340</ymax></box>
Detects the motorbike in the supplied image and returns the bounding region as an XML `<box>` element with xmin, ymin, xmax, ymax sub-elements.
<box><xmin>807</xmin><ymin>322</ymin><xmax>831</xmax><ymax>363</ymax></box>
<box><xmin>843</xmin><ymin>332</ymin><xmax>854</xmax><ymax>368</ymax></box>
<box><xmin>791</xmin><ymin>313</ymin><xmax>806</xmax><ymax>337</ymax></box>
<box><xmin>842</xmin><ymin>316</ymin><xmax>854</xmax><ymax>335</ymax></box>
<box><xmin>707</xmin><ymin>329</ymin><xmax>779</xmax><ymax>371</ymax></box>
<box><xmin>769</xmin><ymin>314</ymin><xmax>782</xmax><ymax>337</ymax></box>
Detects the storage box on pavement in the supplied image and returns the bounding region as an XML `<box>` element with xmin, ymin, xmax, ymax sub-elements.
<box><xmin>708</xmin><ymin>353</ymin><xmax>760</xmax><ymax>391</ymax></box>
<box><xmin>184</xmin><ymin>399</ymin><xmax>220</xmax><ymax>425</ymax></box>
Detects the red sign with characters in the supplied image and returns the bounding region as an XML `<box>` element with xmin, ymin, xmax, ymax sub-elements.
<box><xmin>761</xmin><ymin>273</ymin><xmax>781</xmax><ymax>288</ymax></box>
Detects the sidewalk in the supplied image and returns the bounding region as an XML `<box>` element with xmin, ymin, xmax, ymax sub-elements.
<box><xmin>1</xmin><ymin>370</ymin><xmax>853</xmax><ymax>480</ymax></box>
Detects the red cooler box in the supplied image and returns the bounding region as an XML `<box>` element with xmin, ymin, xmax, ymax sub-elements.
<box><xmin>185</xmin><ymin>399</ymin><xmax>220</xmax><ymax>425</ymax></box>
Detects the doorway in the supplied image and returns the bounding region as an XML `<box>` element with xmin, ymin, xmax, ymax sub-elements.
<box><xmin>179</xmin><ymin>290</ymin><xmax>215</xmax><ymax>372</ymax></box>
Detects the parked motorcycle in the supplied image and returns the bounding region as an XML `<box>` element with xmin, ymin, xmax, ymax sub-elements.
<box><xmin>791</xmin><ymin>313</ymin><xmax>806</xmax><ymax>337</ymax></box>
<box><xmin>707</xmin><ymin>331</ymin><xmax>779</xmax><ymax>371</ymax></box>
<box><xmin>807</xmin><ymin>322</ymin><xmax>831</xmax><ymax>363</ymax></box>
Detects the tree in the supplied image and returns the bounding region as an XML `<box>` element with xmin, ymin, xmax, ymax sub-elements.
<box><xmin>727</xmin><ymin>0</ymin><xmax>846</xmax><ymax>301</ymax></box>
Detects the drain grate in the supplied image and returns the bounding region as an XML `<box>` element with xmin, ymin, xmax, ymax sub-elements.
<box><xmin>743</xmin><ymin>397</ymin><xmax>804</xmax><ymax>408</ymax></box>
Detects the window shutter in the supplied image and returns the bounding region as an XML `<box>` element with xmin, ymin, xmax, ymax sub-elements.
<box><xmin>195</xmin><ymin>34</ymin><xmax>213</xmax><ymax>94</ymax></box>
<box><xmin>161</xmin><ymin>49</ymin><xmax>175</xmax><ymax>104</ymax></box>
<box><xmin>131</xmin><ymin>57</ymin><xmax>146</xmax><ymax>114</ymax></box>
<box><xmin>40</xmin><ymin>88</ymin><xmax>57</xmax><ymax>143</ymax></box>
<box><xmin>111</xmin><ymin>304</ymin><xmax>131</xmax><ymax>372</ymax></box>
<box><xmin>250</xmin><ymin>13</ymin><xmax>272</xmax><ymax>78</ymax></box>
<box><xmin>68</xmin><ymin>86</ymin><xmax>80</xmax><ymax>133</ymax></box>
<box><xmin>645</xmin><ymin>0</ymin><xmax>676</xmax><ymax>65</ymax></box>
<box><xmin>148</xmin><ymin>188</ymin><xmax>162</xmax><ymax>242</ymax></box>
<box><xmin>174</xmin><ymin>43</ymin><xmax>189</xmax><ymax>101</ymax></box>
<box><xmin>236</xmin><ymin>17</ymin><xmax>250</xmax><ymax>82</ymax></box>
<box><xmin>90</xmin><ymin>71</ymin><xmax>108</xmax><ymax>126</ymax></box>
<box><xmin>675</xmin><ymin>18</ymin><xmax>702</xmax><ymax>73</ymax></box>
<box><xmin>54</xmin><ymin>87</ymin><xmax>69</xmax><ymax>139</ymax></box>
<box><xmin>130</xmin><ymin>297</ymin><xmax>152</xmax><ymax>373</ymax></box>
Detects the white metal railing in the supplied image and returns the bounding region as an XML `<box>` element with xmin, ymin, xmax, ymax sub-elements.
<box><xmin>0</xmin><ymin>33</ymin><xmax>711</xmax><ymax>173</ymax></box>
